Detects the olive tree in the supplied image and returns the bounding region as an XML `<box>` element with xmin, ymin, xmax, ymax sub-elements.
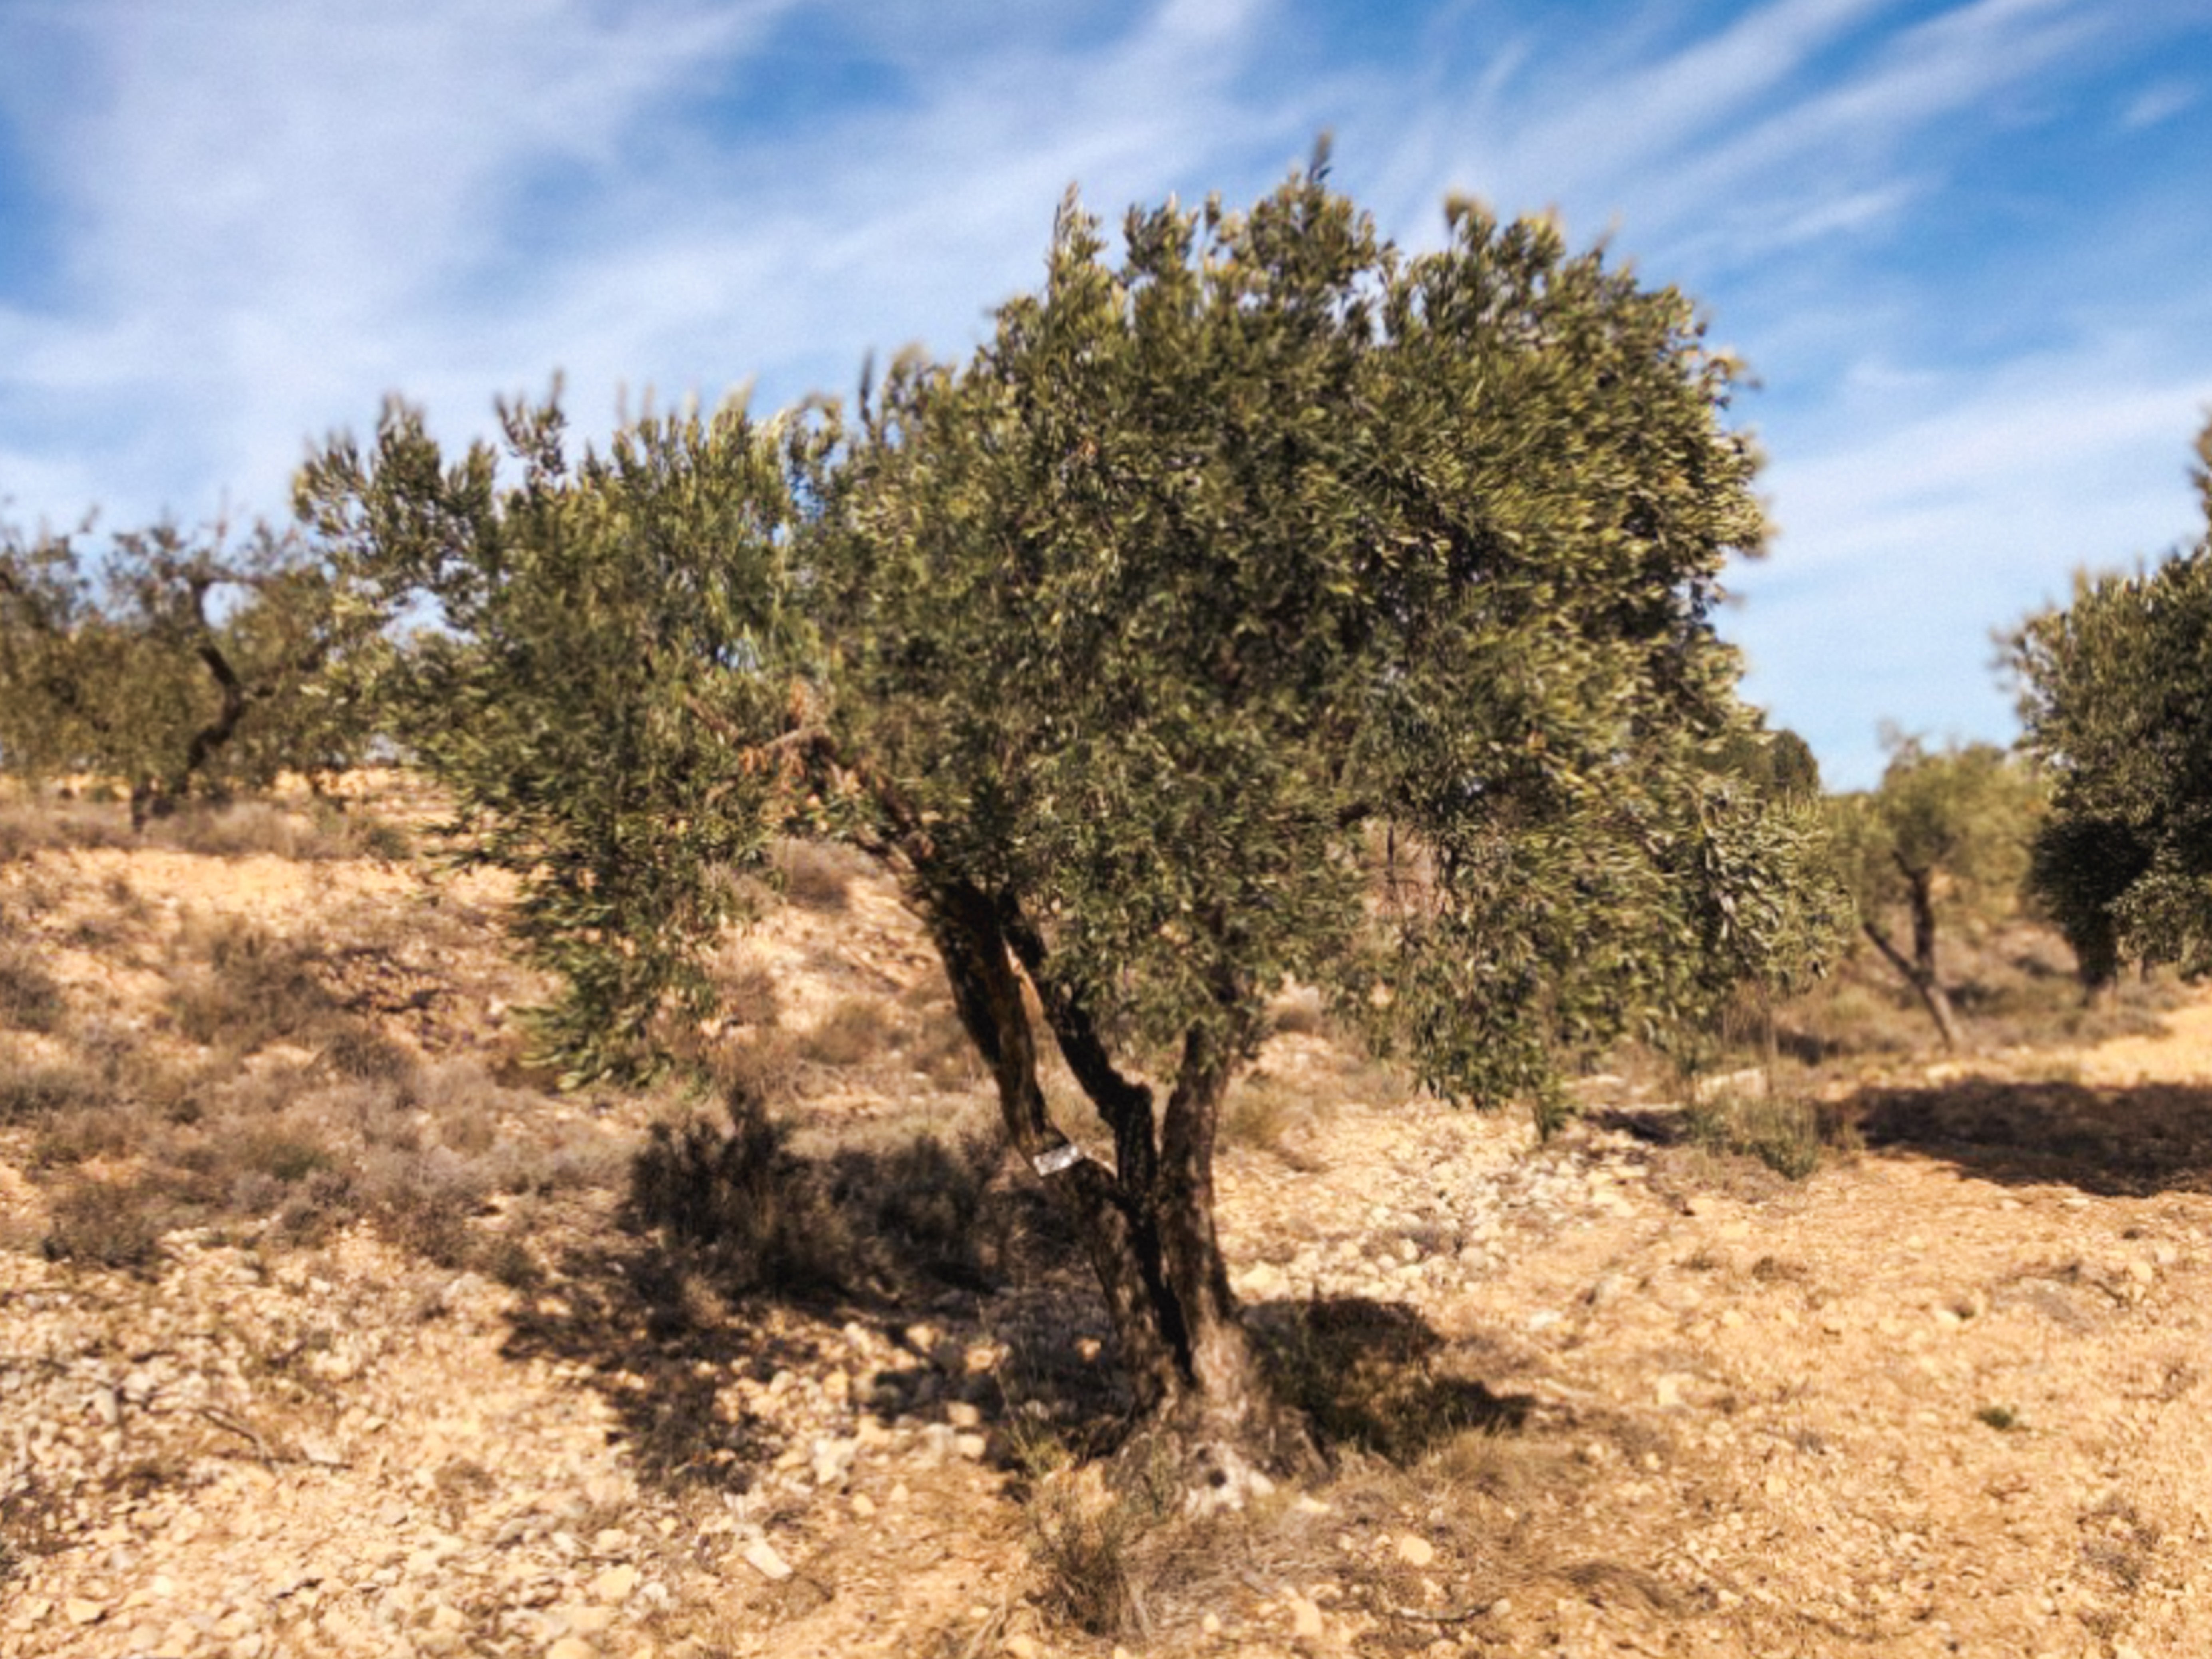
<box><xmin>304</xmin><ymin>167</ymin><xmax>1840</xmax><ymax>1468</ymax></box>
<box><xmin>0</xmin><ymin>517</ymin><xmax>372</xmax><ymax>822</ymax></box>
<box><xmin>1827</xmin><ymin>736</ymin><xmax>2044</xmax><ymax>1048</ymax></box>
<box><xmin>2015</xmin><ymin>418</ymin><xmax>2212</xmax><ymax>985</ymax></box>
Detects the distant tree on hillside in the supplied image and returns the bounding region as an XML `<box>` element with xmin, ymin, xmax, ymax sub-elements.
<box><xmin>2014</xmin><ymin>418</ymin><xmax>2212</xmax><ymax>989</ymax></box>
<box><xmin>0</xmin><ymin>518</ymin><xmax>373</xmax><ymax>822</ymax></box>
<box><xmin>1828</xmin><ymin>736</ymin><xmax>2043</xmax><ymax>1049</ymax></box>
<box><xmin>304</xmin><ymin>164</ymin><xmax>1844</xmax><ymax>1470</ymax></box>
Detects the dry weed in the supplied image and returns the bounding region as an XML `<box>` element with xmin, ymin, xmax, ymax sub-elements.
<box><xmin>0</xmin><ymin>1059</ymin><xmax>101</xmax><ymax>1126</ymax></box>
<box><xmin>773</xmin><ymin>838</ymin><xmax>873</xmax><ymax>911</ymax></box>
<box><xmin>0</xmin><ymin>939</ymin><xmax>65</xmax><ymax>1033</ymax></box>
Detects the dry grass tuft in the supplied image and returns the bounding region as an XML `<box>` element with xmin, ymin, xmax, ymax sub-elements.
<box><xmin>0</xmin><ymin>938</ymin><xmax>66</xmax><ymax>1033</ymax></box>
<box><xmin>1681</xmin><ymin>1089</ymin><xmax>1852</xmax><ymax>1182</ymax></box>
<box><xmin>1025</xmin><ymin>1471</ymin><xmax>1146</xmax><ymax>1636</ymax></box>
<box><xmin>799</xmin><ymin>995</ymin><xmax>900</xmax><ymax>1070</ymax></box>
<box><xmin>773</xmin><ymin>838</ymin><xmax>874</xmax><ymax>911</ymax></box>
<box><xmin>0</xmin><ymin>1059</ymin><xmax>103</xmax><ymax>1126</ymax></box>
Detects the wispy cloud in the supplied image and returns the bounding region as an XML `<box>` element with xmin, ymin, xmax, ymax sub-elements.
<box><xmin>2123</xmin><ymin>78</ymin><xmax>2196</xmax><ymax>131</ymax></box>
<box><xmin>1736</xmin><ymin>342</ymin><xmax>2212</xmax><ymax>782</ymax></box>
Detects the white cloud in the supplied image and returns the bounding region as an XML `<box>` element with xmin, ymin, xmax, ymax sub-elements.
<box><xmin>0</xmin><ymin>0</ymin><xmax>1307</xmax><ymax>525</ymax></box>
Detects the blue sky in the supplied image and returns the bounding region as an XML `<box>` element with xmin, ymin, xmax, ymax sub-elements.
<box><xmin>1</xmin><ymin>0</ymin><xmax>2208</xmax><ymax>788</ymax></box>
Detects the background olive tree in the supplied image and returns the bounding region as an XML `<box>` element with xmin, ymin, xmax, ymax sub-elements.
<box><xmin>1827</xmin><ymin>735</ymin><xmax>2045</xmax><ymax>1049</ymax></box>
<box><xmin>2015</xmin><ymin>418</ymin><xmax>2212</xmax><ymax>987</ymax></box>
<box><xmin>306</xmin><ymin>165</ymin><xmax>1843</xmax><ymax>1468</ymax></box>
<box><xmin>0</xmin><ymin>517</ymin><xmax>372</xmax><ymax>823</ymax></box>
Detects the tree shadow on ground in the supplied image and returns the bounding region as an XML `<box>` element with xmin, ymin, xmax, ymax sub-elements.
<box><xmin>1834</xmin><ymin>1077</ymin><xmax>2212</xmax><ymax>1198</ymax></box>
<box><xmin>1247</xmin><ymin>1295</ymin><xmax>1537</xmax><ymax>1463</ymax></box>
<box><xmin>496</xmin><ymin>1112</ymin><xmax>1128</xmax><ymax>1495</ymax></box>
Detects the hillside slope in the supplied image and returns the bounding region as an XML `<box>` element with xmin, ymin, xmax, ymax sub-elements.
<box><xmin>4</xmin><ymin>795</ymin><xmax>2210</xmax><ymax>1658</ymax></box>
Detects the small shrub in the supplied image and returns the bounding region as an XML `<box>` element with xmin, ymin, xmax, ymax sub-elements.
<box><xmin>233</xmin><ymin>1126</ymin><xmax>339</xmax><ymax>1185</ymax></box>
<box><xmin>1027</xmin><ymin>1478</ymin><xmax>1139</xmax><ymax>1637</ymax></box>
<box><xmin>165</xmin><ymin>915</ymin><xmax>342</xmax><ymax>1055</ymax></box>
<box><xmin>800</xmin><ymin>995</ymin><xmax>898</xmax><ymax>1070</ymax></box>
<box><xmin>716</xmin><ymin>958</ymin><xmax>782</xmax><ymax>1029</ymax></box>
<box><xmin>0</xmin><ymin>796</ymin><xmax>137</xmax><ymax>854</ymax></box>
<box><xmin>0</xmin><ymin>1060</ymin><xmax>101</xmax><ymax>1125</ymax></box>
<box><xmin>322</xmin><ymin>1023</ymin><xmax>417</xmax><ymax>1083</ymax></box>
<box><xmin>42</xmin><ymin>1178</ymin><xmax>172</xmax><ymax>1271</ymax></box>
<box><xmin>829</xmin><ymin>1129</ymin><xmax>1002</xmax><ymax>1285</ymax></box>
<box><xmin>1265</xmin><ymin>985</ymin><xmax>1332</xmax><ymax>1039</ymax></box>
<box><xmin>625</xmin><ymin>1089</ymin><xmax>1004</xmax><ymax>1299</ymax></box>
<box><xmin>774</xmin><ymin>838</ymin><xmax>872</xmax><ymax>911</ymax></box>
<box><xmin>1683</xmin><ymin>1091</ymin><xmax>1838</xmax><ymax>1182</ymax></box>
<box><xmin>712</xmin><ymin>1028</ymin><xmax>802</xmax><ymax>1109</ymax></box>
<box><xmin>902</xmin><ymin>992</ymin><xmax>984</xmax><ymax>1090</ymax></box>
<box><xmin>1976</xmin><ymin>1404</ymin><xmax>2021</xmax><ymax>1432</ymax></box>
<box><xmin>1254</xmin><ymin>1296</ymin><xmax>1527</xmax><ymax>1461</ymax></box>
<box><xmin>28</xmin><ymin>1103</ymin><xmax>134</xmax><ymax>1167</ymax></box>
<box><xmin>1222</xmin><ymin>1075</ymin><xmax>1308</xmax><ymax>1152</ymax></box>
<box><xmin>0</xmin><ymin>942</ymin><xmax>64</xmax><ymax>1033</ymax></box>
<box><xmin>349</xmin><ymin>816</ymin><xmax>414</xmax><ymax>862</ymax></box>
<box><xmin>625</xmin><ymin>1095</ymin><xmax>853</xmax><ymax>1295</ymax></box>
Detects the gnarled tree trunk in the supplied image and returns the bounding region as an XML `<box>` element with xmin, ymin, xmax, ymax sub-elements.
<box><xmin>920</xmin><ymin>875</ymin><xmax>1310</xmax><ymax>1482</ymax></box>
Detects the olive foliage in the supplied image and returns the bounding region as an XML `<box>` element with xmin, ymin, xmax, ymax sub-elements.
<box><xmin>822</xmin><ymin>182</ymin><xmax>1841</xmax><ymax>1113</ymax></box>
<box><xmin>297</xmin><ymin>398</ymin><xmax>809</xmax><ymax>1080</ymax></box>
<box><xmin>307</xmin><ymin>167</ymin><xmax>1844</xmax><ymax>1440</ymax></box>
<box><xmin>2015</xmin><ymin>419</ymin><xmax>2212</xmax><ymax>985</ymax></box>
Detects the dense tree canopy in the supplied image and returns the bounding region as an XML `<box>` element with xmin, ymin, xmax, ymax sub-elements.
<box><xmin>2015</xmin><ymin>419</ymin><xmax>2212</xmax><ymax>984</ymax></box>
<box><xmin>304</xmin><ymin>165</ymin><xmax>1842</xmax><ymax>1462</ymax></box>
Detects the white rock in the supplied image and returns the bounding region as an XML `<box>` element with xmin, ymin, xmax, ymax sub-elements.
<box><xmin>741</xmin><ymin>1540</ymin><xmax>793</xmax><ymax>1582</ymax></box>
<box><xmin>589</xmin><ymin>1564</ymin><xmax>640</xmax><ymax>1605</ymax></box>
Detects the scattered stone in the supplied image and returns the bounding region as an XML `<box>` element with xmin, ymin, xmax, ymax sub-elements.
<box><xmin>811</xmin><ymin>1435</ymin><xmax>859</xmax><ymax>1487</ymax></box>
<box><xmin>1394</xmin><ymin>1533</ymin><xmax>1436</xmax><ymax>1568</ymax></box>
<box><xmin>740</xmin><ymin>1540</ymin><xmax>793</xmax><ymax>1583</ymax></box>
<box><xmin>590</xmin><ymin>1564</ymin><xmax>640</xmax><ymax>1605</ymax></box>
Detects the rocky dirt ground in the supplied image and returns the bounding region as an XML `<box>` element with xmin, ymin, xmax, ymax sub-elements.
<box><xmin>5</xmin><ymin>791</ymin><xmax>2212</xmax><ymax>1659</ymax></box>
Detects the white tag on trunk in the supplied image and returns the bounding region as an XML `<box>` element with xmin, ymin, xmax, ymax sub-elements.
<box><xmin>1031</xmin><ymin>1143</ymin><xmax>1083</xmax><ymax>1177</ymax></box>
